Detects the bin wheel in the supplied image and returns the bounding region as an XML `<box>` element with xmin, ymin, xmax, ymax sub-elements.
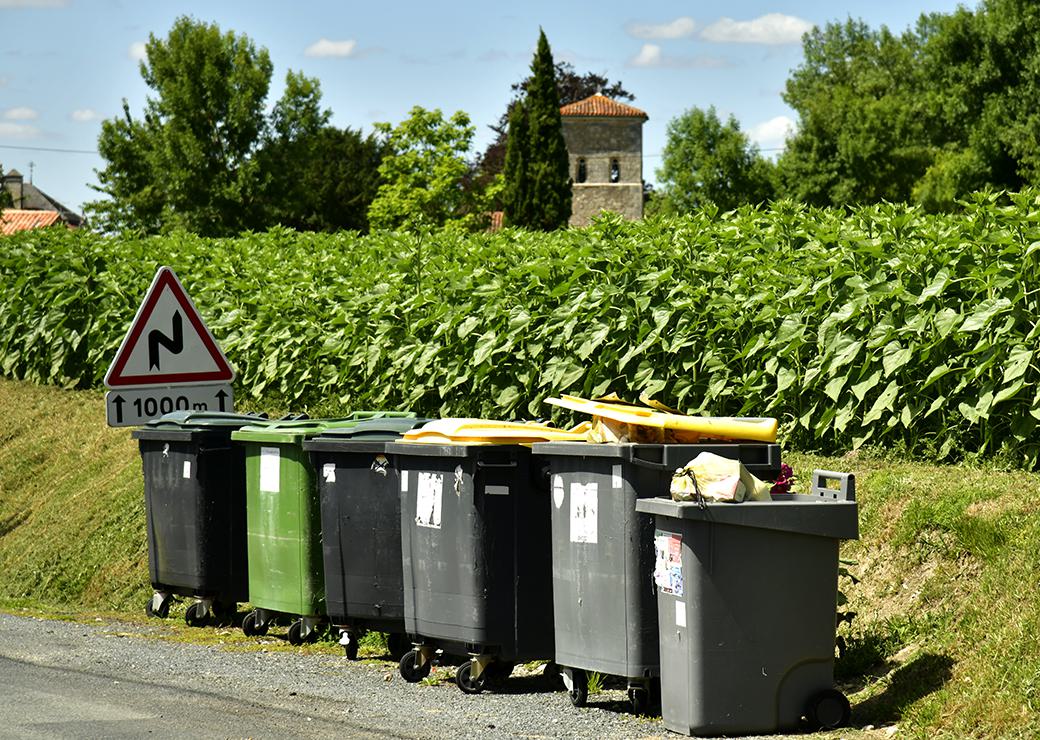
<box><xmin>805</xmin><ymin>688</ymin><xmax>851</xmax><ymax>730</ymax></box>
<box><xmin>564</xmin><ymin>667</ymin><xmax>588</xmax><ymax>707</ymax></box>
<box><xmin>145</xmin><ymin>596</ymin><xmax>170</xmax><ymax>619</ymax></box>
<box><xmin>184</xmin><ymin>601</ymin><xmax>209</xmax><ymax>628</ymax></box>
<box><xmin>399</xmin><ymin>649</ymin><xmax>431</xmax><ymax>683</ymax></box>
<box><xmin>241</xmin><ymin>610</ymin><xmax>267</xmax><ymax>637</ymax></box>
<box><xmin>287</xmin><ymin>620</ymin><xmax>307</xmax><ymax>646</ymax></box>
<box><xmin>629</xmin><ymin>686</ymin><xmax>651</xmax><ymax>716</ymax></box>
<box><xmin>342</xmin><ymin>633</ymin><xmax>360</xmax><ymax>661</ymax></box>
<box><xmin>456</xmin><ymin>661</ymin><xmax>486</xmax><ymax>695</ymax></box>
<box><xmin>386</xmin><ymin>632</ymin><xmax>410</xmax><ymax>661</ymax></box>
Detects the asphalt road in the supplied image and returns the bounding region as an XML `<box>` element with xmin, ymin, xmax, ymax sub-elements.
<box><xmin>0</xmin><ymin>612</ymin><xmax>664</xmax><ymax>739</ymax></box>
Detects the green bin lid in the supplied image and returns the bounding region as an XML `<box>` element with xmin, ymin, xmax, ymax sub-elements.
<box><xmin>131</xmin><ymin>411</ymin><xmax>272</xmax><ymax>440</ymax></box>
<box><xmin>309</xmin><ymin>417</ymin><xmax>430</xmax><ymax>441</ymax></box>
<box><xmin>231</xmin><ymin>411</ymin><xmax>415</xmax><ymax>444</ymax></box>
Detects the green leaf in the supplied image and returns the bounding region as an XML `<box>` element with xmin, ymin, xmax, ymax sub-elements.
<box><xmin>1003</xmin><ymin>345</ymin><xmax>1033</xmax><ymax>384</ymax></box>
<box><xmin>824</xmin><ymin>375</ymin><xmax>846</xmax><ymax>402</ymax></box>
<box><xmin>882</xmin><ymin>342</ymin><xmax>913</xmax><ymax>377</ymax></box>
<box><xmin>851</xmin><ymin>369</ymin><xmax>882</xmax><ymax>401</ymax></box>
<box><xmin>862</xmin><ymin>381</ymin><xmax>899</xmax><ymax>426</ymax></box>
<box><xmin>959</xmin><ymin>298</ymin><xmax>1012</xmax><ymax>332</ymax></box>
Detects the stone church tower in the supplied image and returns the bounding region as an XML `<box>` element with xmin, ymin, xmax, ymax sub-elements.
<box><xmin>560</xmin><ymin>94</ymin><xmax>648</xmax><ymax>227</ymax></box>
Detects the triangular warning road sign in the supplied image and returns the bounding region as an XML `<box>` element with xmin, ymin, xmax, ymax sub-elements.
<box><xmin>104</xmin><ymin>266</ymin><xmax>235</xmax><ymax>389</ymax></box>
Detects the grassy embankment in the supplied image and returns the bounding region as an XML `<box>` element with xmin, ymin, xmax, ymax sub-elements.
<box><xmin>0</xmin><ymin>378</ymin><xmax>1037</xmax><ymax>737</ymax></box>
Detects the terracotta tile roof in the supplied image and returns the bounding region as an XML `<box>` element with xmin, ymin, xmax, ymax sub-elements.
<box><xmin>560</xmin><ymin>94</ymin><xmax>648</xmax><ymax>120</ymax></box>
<box><xmin>1</xmin><ymin>209</ymin><xmax>62</xmax><ymax>235</ymax></box>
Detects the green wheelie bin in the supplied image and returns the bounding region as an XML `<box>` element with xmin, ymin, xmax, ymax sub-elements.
<box><xmin>231</xmin><ymin>412</ymin><xmax>414</xmax><ymax>645</ymax></box>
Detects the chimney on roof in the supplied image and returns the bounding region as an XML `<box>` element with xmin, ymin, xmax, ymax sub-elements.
<box><xmin>3</xmin><ymin>169</ymin><xmax>24</xmax><ymax>208</ymax></box>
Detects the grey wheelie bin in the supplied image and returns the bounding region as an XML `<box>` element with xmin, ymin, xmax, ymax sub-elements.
<box><xmin>132</xmin><ymin>411</ymin><xmax>268</xmax><ymax>627</ymax></box>
<box><xmin>231</xmin><ymin>413</ymin><xmax>414</xmax><ymax>646</ymax></box>
<box><xmin>635</xmin><ymin>471</ymin><xmax>858</xmax><ymax>735</ymax></box>
<box><xmin>391</xmin><ymin>441</ymin><xmax>555</xmax><ymax>694</ymax></box>
<box><xmin>302</xmin><ymin>417</ymin><xmax>429</xmax><ymax>660</ymax></box>
<box><xmin>532</xmin><ymin>441</ymin><xmax>781</xmax><ymax>714</ymax></box>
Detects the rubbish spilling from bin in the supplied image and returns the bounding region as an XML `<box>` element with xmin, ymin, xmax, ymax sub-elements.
<box><xmin>669</xmin><ymin>452</ymin><xmax>773</xmax><ymax>503</ymax></box>
<box><xmin>545</xmin><ymin>394</ymin><xmax>778</xmax><ymax>444</ymax></box>
<box><xmin>400</xmin><ymin>417</ymin><xmax>589</xmax><ymax>445</ymax></box>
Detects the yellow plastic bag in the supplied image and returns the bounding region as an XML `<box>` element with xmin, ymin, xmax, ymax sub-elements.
<box><xmin>670</xmin><ymin>452</ymin><xmax>772</xmax><ymax>503</ymax></box>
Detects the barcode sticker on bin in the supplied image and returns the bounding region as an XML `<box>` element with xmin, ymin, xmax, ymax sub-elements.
<box><xmin>260</xmin><ymin>447</ymin><xmax>280</xmax><ymax>493</ymax></box>
<box><xmin>612</xmin><ymin>464</ymin><xmax>622</xmax><ymax>489</ymax></box>
<box><xmin>400</xmin><ymin>470</ymin><xmax>409</xmax><ymax>491</ymax></box>
<box><xmin>182</xmin><ymin>461</ymin><xmax>191</xmax><ymax>479</ymax></box>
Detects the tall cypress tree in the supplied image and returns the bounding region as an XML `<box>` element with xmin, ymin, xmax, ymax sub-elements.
<box><xmin>502</xmin><ymin>100</ymin><xmax>529</xmax><ymax>227</ymax></box>
<box><xmin>505</xmin><ymin>29</ymin><xmax>572</xmax><ymax>230</ymax></box>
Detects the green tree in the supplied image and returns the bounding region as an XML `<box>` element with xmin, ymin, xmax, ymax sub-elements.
<box><xmin>474</xmin><ymin>62</ymin><xmax>633</xmax><ymax>188</ymax></box>
<box><xmin>0</xmin><ymin>164</ymin><xmax>13</xmax><ymax>210</ymax></box>
<box><xmin>777</xmin><ymin>19</ymin><xmax>933</xmax><ymax>206</ymax></box>
<box><xmin>655</xmin><ymin>106</ymin><xmax>775</xmax><ymax>213</ymax></box>
<box><xmin>503</xmin><ymin>30</ymin><xmax>571</xmax><ymax>230</ymax></box>
<box><xmin>254</xmin><ymin>73</ymin><xmax>383</xmax><ymax>232</ymax></box>
<box><xmin>87</xmin><ymin>16</ymin><xmax>273</xmax><ymax>235</ymax></box>
<box><xmin>501</xmin><ymin>97</ymin><xmax>530</xmax><ymax>226</ymax></box>
<box><xmin>367</xmin><ymin>106</ymin><xmax>492</xmax><ymax>231</ymax></box>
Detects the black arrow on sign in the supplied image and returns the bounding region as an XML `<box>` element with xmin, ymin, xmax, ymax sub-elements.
<box><xmin>111</xmin><ymin>395</ymin><xmax>125</xmax><ymax>423</ymax></box>
<box><xmin>148</xmin><ymin>311</ymin><xmax>183</xmax><ymax>370</ymax></box>
<box><xmin>215</xmin><ymin>389</ymin><xmax>228</xmax><ymax>412</ymax></box>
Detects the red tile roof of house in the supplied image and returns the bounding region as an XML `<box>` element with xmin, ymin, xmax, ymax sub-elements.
<box><xmin>560</xmin><ymin>94</ymin><xmax>648</xmax><ymax>120</ymax></box>
<box><xmin>1</xmin><ymin>209</ymin><xmax>62</xmax><ymax>235</ymax></box>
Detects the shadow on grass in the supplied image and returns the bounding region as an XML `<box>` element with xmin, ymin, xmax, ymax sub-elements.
<box><xmin>853</xmin><ymin>652</ymin><xmax>955</xmax><ymax>726</ymax></box>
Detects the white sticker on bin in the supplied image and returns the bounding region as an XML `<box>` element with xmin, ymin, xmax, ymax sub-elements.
<box><xmin>416</xmin><ymin>472</ymin><xmax>443</xmax><ymax>529</ymax></box>
<box><xmin>259</xmin><ymin>447</ymin><xmax>280</xmax><ymax>493</ymax></box>
<box><xmin>323</xmin><ymin>463</ymin><xmax>336</xmax><ymax>483</ymax></box>
<box><xmin>675</xmin><ymin>600</ymin><xmax>686</xmax><ymax>628</ymax></box>
<box><xmin>400</xmin><ymin>470</ymin><xmax>409</xmax><ymax>491</ymax></box>
<box><xmin>612</xmin><ymin>464</ymin><xmax>622</xmax><ymax>489</ymax></box>
<box><xmin>484</xmin><ymin>485</ymin><xmax>509</xmax><ymax>496</ymax></box>
<box><xmin>182</xmin><ymin>460</ymin><xmax>191</xmax><ymax>479</ymax></box>
<box><xmin>570</xmin><ymin>481</ymin><xmax>598</xmax><ymax>544</ymax></box>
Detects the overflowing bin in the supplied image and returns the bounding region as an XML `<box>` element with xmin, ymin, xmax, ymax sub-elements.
<box><xmin>532</xmin><ymin>441</ymin><xmax>781</xmax><ymax>714</ymax></box>
<box><xmin>132</xmin><ymin>411</ymin><xmax>266</xmax><ymax>627</ymax></box>
<box><xmin>391</xmin><ymin>425</ymin><xmax>558</xmax><ymax>694</ymax></box>
<box><xmin>231</xmin><ymin>413</ymin><xmax>414</xmax><ymax>645</ymax></box>
<box><xmin>635</xmin><ymin>470</ymin><xmax>858</xmax><ymax>735</ymax></box>
<box><xmin>302</xmin><ymin>416</ymin><xmax>429</xmax><ymax>660</ymax></box>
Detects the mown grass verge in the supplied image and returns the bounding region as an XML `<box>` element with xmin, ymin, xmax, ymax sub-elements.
<box><xmin>0</xmin><ymin>378</ymin><xmax>1037</xmax><ymax>737</ymax></box>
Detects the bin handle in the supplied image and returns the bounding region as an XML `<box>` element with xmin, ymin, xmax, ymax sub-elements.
<box><xmin>476</xmin><ymin>460</ymin><xmax>518</xmax><ymax>469</ymax></box>
<box><xmin>811</xmin><ymin>470</ymin><xmax>856</xmax><ymax>501</ymax></box>
<box><xmin>629</xmin><ymin>455</ymin><xmax>674</xmax><ymax>471</ymax></box>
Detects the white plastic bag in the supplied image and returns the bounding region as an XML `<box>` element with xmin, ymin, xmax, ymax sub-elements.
<box><xmin>670</xmin><ymin>451</ymin><xmax>772</xmax><ymax>503</ymax></box>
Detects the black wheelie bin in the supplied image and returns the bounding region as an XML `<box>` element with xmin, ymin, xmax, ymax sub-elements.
<box><xmin>302</xmin><ymin>416</ymin><xmax>429</xmax><ymax>660</ymax></box>
<box><xmin>132</xmin><ymin>411</ymin><xmax>267</xmax><ymax>627</ymax></box>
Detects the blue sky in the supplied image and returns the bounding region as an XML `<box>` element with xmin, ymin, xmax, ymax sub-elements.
<box><xmin>1</xmin><ymin>0</ymin><xmax>969</xmax><ymax>215</ymax></box>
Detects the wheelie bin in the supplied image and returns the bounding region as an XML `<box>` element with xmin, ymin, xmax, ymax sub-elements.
<box><xmin>634</xmin><ymin>471</ymin><xmax>858</xmax><ymax>735</ymax></box>
<box><xmin>132</xmin><ymin>411</ymin><xmax>268</xmax><ymax>627</ymax></box>
<box><xmin>390</xmin><ymin>431</ymin><xmax>556</xmax><ymax>694</ymax></box>
<box><xmin>302</xmin><ymin>416</ymin><xmax>430</xmax><ymax>660</ymax></box>
<box><xmin>531</xmin><ymin>441</ymin><xmax>781</xmax><ymax>714</ymax></box>
<box><xmin>231</xmin><ymin>413</ymin><xmax>414</xmax><ymax>645</ymax></box>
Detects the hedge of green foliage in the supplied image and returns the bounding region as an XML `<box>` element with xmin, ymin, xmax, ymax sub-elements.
<box><xmin>3</xmin><ymin>191</ymin><xmax>1040</xmax><ymax>463</ymax></box>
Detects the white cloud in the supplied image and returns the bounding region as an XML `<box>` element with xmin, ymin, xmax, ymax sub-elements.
<box><xmin>626</xmin><ymin>17</ymin><xmax>696</xmax><ymax>40</ymax></box>
<box><xmin>71</xmin><ymin>108</ymin><xmax>100</xmax><ymax>123</ymax></box>
<box><xmin>0</xmin><ymin>0</ymin><xmax>68</xmax><ymax>7</ymax></box>
<box><xmin>630</xmin><ymin>44</ymin><xmax>662</xmax><ymax>67</ymax></box>
<box><xmin>0</xmin><ymin>122</ymin><xmax>39</xmax><ymax>138</ymax></box>
<box><xmin>701</xmin><ymin>14</ymin><xmax>813</xmax><ymax>45</ymax></box>
<box><xmin>304</xmin><ymin>38</ymin><xmax>357</xmax><ymax>58</ymax></box>
<box><xmin>749</xmin><ymin>115</ymin><xmax>796</xmax><ymax>151</ymax></box>
<box><xmin>3</xmin><ymin>106</ymin><xmax>37</xmax><ymax>120</ymax></box>
<box><xmin>627</xmin><ymin>43</ymin><xmax>730</xmax><ymax>69</ymax></box>
<box><xmin>128</xmin><ymin>42</ymin><xmax>147</xmax><ymax>61</ymax></box>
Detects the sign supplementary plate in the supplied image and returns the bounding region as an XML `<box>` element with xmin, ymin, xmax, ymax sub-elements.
<box><xmin>104</xmin><ymin>267</ymin><xmax>234</xmax><ymax>388</ymax></box>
